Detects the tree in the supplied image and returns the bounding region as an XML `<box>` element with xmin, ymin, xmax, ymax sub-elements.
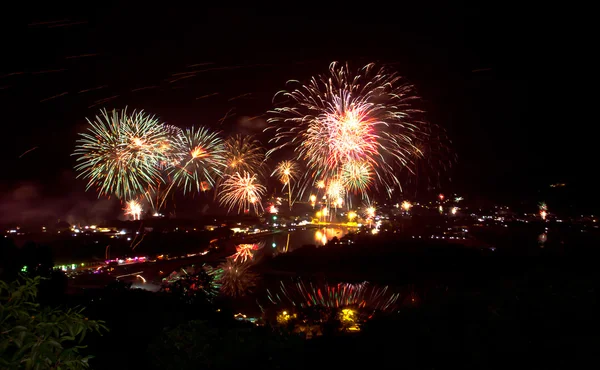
<box><xmin>148</xmin><ymin>320</ymin><xmax>305</xmax><ymax>369</ymax></box>
<box><xmin>0</xmin><ymin>276</ymin><xmax>107</xmax><ymax>370</ymax></box>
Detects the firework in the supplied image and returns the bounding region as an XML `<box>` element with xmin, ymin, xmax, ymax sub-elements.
<box><xmin>232</xmin><ymin>243</ymin><xmax>262</xmax><ymax>263</ymax></box>
<box><xmin>326</xmin><ymin>178</ymin><xmax>345</xmax><ymax>201</ymax></box>
<box><xmin>273</xmin><ymin>160</ymin><xmax>298</xmax><ymax>185</ymax></box>
<box><xmin>161</xmin><ymin>264</ymin><xmax>222</xmax><ymax>303</ymax></box>
<box><xmin>347</xmin><ymin>211</ymin><xmax>357</xmax><ymax>222</ymax></box>
<box><xmin>219</xmin><ymin>172</ymin><xmax>266</xmax><ymax>214</ymax></box>
<box><xmin>124</xmin><ymin>200</ymin><xmax>143</xmax><ymax>220</ymax></box>
<box><xmin>73</xmin><ymin>108</ymin><xmax>169</xmax><ymax>200</ymax></box>
<box><xmin>217</xmin><ymin>259</ymin><xmax>258</xmax><ymax>297</ymax></box>
<box><xmin>168</xmin><ymin>126</ymin><xmax>226</xmax><ymax>194</ymax></box>
<box><xmin>266</xmin><ymin>279</ymin><xmax>400</xmax><ymax>312</ymax></box>
<box><xmin>401</xmin><ymin>200</ymin><xmax>412</xmax><ymax>211</ymax></box>
<box><xmin>267</xmin><ymin>62</ymin><xmax>436</xmax><ymax>197</ymax></box>
<box><xmin>341</xmin><ymin>160</ymin><xmax>373</xmax><ymax>195</ymax></box>
<box><xmin>157</xmin><ymin>124</ymin><xmax>184</xmax><ymax>169</ymax></box>
<box><xmin>366</xmin><ymin>206</ymin><xmax>375</xmax><ymax>218</ymax></box>
<box><xmin>273</xmin><ymin>160</ymin><xmax>299</xmax><ymax>209</ymax></box>
<box><xmin>223</xmin><ymin>134</ymin><xmax>265</xmax><ymax>175</ymax></box>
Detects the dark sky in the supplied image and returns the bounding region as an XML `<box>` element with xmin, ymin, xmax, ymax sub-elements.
<box><xmin>0</xmin><ymin>4</ymin><xmax>591</xmax><ymax>220</ymax></box>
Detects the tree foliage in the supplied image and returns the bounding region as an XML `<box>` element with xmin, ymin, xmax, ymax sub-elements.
<box><xmin>0</xmin><ymin>276</ymin><xmax>107</xmax><ymax>370</ymax></box>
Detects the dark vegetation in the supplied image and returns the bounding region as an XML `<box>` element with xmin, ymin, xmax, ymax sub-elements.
<box><xmin>1</xmin><ymin>230</ymin><xmax>599</xmax><ymax>369</ymax></box>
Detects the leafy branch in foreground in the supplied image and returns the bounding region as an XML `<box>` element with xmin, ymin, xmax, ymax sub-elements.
<box><xmin>0</xmin><ymin>276</ymin><xmax>108</xmax><ymax>370</ymax></box>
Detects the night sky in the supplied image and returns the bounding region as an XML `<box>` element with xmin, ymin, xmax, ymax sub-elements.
<box><xmin>0</xmin><ymin>5</ymin><xmax>590</xmax><ymax>221</ymax></box>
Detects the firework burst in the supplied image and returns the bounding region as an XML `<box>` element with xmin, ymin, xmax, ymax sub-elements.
<box><xmin>169</xmin><ymin>126</ymin><xmax>226</xmax><ymax>194</ymax></box>
<box><xmin>272</xmin><ymin>160</ymin><xmax>299</xmax><ymax>209</ymax></box>
<box><xmin>232</xmin><ymin>243</ymin><xmax>257</xmax><ymax>263</ymax></box>
<box><xmin>124</xmin><ymin>199</ymin><xmax>143</xmax><ymax>220</ymax></box>
<box><xmin>217</xmin><ymin>259</ymin><xmax>258</xmax><ymax>297</ymax></box>
<box><xmin>326</xmin><ymin>178</ymin><xmax>345</xmax><ymax>201</ymax></box>
<box><xmin>223</xmin><ymin>134</ymin><xmax>266</xmax><ymax>176</ymax></box>
<box><xmin>219</xmin><ymin>172</ymin><xmax>266</xmax><ymax>214</ymax></box>
<box><xmin>273</xmin><ymin>160</ymin><xmax>299</xmax><ymax>185</ymax></box>
<box><xmin>161</xmin><ymin>264</ymin><xmax>222</xmax><ymax>303</ymax></box>
<box><xmin>267</xmin><ymin>62</ymin><xmax>438</xmax><ymax>197</ymax></box>
<box><xmin>73</xmin><ymin>108</ymin><xmax>169</xmax><ymax>200</ymax></box>
<box><xmin>341</xmin><ymin>160</ymin><xmax>373</xmax><ymax>195</ymax></box>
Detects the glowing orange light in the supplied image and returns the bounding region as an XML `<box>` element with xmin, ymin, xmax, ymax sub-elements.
<box><xmin>191</xmin><ymin>146</ymin><xmax>206</xmax><ymax>158</ymax></box>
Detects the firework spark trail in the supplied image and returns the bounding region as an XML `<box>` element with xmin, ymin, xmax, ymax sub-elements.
<box><xmin>18</xmin><ymin>146</ymin><xmax>38</xmax><ymax>158</ymax></box>
<box><xmin>32</xmin><ymin>69</ymin><xmax>68</xmax><ymax>75</ymax></box>
<box><xmin>88</xmin><ymin>95</ymin><xmax>120</xmax><ymax>108</ymax></box>
<box><xmin>39</xmin><ymin>92</ymin><xmax>68</xmax><ymax>102</ymax></box>
<box><xmin>131</xmin><ymin>86</ymin><xmax>158</xmax><ymax>92</ymax></box>
<box><xmin>73</xmin><ymin>108</ymin><xmax>170</xmax><ymax>200</ymax></box>
<box><xmin>186</xmin><ymin>62</ymin><xmax>214</xmax><ymax>68</ymax></box>
<box><xmin>217</xmin><ymin>108</ymin><xmax>236</xmax><ymax>125</ymax></box>
<box><xmin>78</xmin><ymin>85</ymin><xmax>107</xmax><ymax>94</ymax></box>
<box><xmin>266</xmin><ymin>62</ymin><xmax>444</xmax><ymax>199</ymax></box>
<box><xmin>65</xmin><ymin>53</ymin><xmax>98</xmax><ymax>59</ymax></box>
<box><xmin>227</xmin><ymin>92</ymin><xmax>252</xmax><ymax>102</ymax></box>
<box><xmin>48</xmin><ymin>21</ymin><xmax>88</xmax><ymax>28</ymax></box>
<box><xmin>195</xmin><ymin>92</ymin><xmax>219</xmax><ymax>100</ymax></box>
<box><xmin>0</xmin><ymin>72</ymin><xmax>24</xmax><ymax>79</ymax></box>
<box><xmin>219</xmin><ymin>172</ymin><xmax>266</xmax><ymax>215</ymax></box>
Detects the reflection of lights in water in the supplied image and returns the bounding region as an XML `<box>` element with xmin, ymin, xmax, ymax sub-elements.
<box><xmin>314</xmin><ymin>228</ymin><xmax>344</xmax><ymax>245</ymax></box>
<box><xmin>538</xmin><ymin>232</ymin><xmax>547</xmax><ymax>248</ymax></box>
